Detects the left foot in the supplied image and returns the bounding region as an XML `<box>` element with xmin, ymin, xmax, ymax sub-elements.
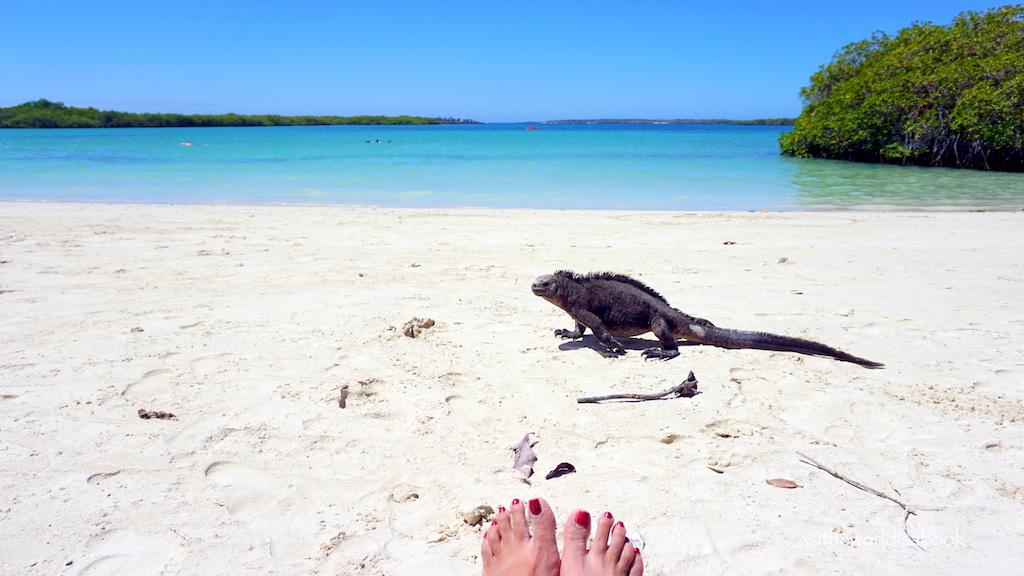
<box><xmin>481</xmin><ymin>497</ymin><xmax>561</xmax><ymax>576</ymax></box>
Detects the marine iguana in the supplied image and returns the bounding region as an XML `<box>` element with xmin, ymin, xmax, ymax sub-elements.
<box><xmin>531</xmin><ymin>270</ymin><xmax>883</xmax><ymax>368</ymax></box>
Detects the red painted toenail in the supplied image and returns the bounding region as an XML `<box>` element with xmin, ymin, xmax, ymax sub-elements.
<box><xmin>575</xmin><ymin>510</ymin><xmax>590</xmax><ymax>527</ymax></box>
<box><xmin>616</xmin><ymin>521</ymin><xmax>624</xmax><ymax>528</ymax></box>
<box><xmin>603</xmin><ymin>511</ymin><xmax>613</xmax><ymax>519</ymax></box>
<box><xmin>511</xmin><ymin>498</ymin><xmax>520</xmax><ymax>505</ymax></box>
<box><xmin>499</xmin><ymin>506</ymin><xmax>506</xmax><ymax>513</ymax></box>
<box><xmin>529</xmin><ymin>498</ymin><xmax>542</xmax><ymax>515</ymax></box>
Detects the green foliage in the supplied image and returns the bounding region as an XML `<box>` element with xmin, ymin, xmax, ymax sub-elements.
<box><xmin>0</xmin><ymin>100</ymin><xmax>478</xmax><ymax>128</ymax></box>
<box><xmin>780</xmin><ymin>5</ymin><xmax>1024</xmax><ymax>170</ymax></box>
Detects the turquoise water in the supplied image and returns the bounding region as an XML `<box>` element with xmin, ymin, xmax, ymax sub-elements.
<box><xmin>2</xmin><ymin>124</ymin><xmax>1023</xmax><ymax>210</ymax></box>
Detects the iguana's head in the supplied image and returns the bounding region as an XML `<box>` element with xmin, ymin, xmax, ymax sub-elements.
<box><xmin>532</xmin><ymin>272</ymin><xmax>570</xmax><ymax>307</ymax></box>
<box><xmin>531</xmin><ymin>274</ymin><xmax>558</xmax><ymax>297</ymax></box>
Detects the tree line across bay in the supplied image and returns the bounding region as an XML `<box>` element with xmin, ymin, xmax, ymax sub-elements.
<box><xmin>0</xmin><ymin>100</ymin><xmax>478</xmax><ymax>128</ymax></box>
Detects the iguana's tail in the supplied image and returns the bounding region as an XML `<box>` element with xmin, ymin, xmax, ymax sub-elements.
<box><xmin>697</xmin><ymin>326</ymin><xmax>884</xmax><ymax>368</ymax></box>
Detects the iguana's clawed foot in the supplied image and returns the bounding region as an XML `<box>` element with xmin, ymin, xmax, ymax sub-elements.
<box><xmin>554</xmin><ymin>329</ymin><xmax>582</xmax><ymax>340</ymax></box>
<box><xmin>642</xmin><ymin>347</ymin><xmax>679</xmax><ymax>361</ymax></box>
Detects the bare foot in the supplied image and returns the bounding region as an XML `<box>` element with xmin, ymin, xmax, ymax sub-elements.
<box><xmin>560</xmin><ymin>509</ymin><xmax>643</xmax><ymax>576</ymax></box>
<box><xmin>481</xmin><ymin>497</ymin><xmax>561</xmax><ymax>576</ymax></box>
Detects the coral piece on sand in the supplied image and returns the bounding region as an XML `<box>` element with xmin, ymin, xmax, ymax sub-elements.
<box><xmin>402</xmin><ymin>317</ymin><xmax>435</xmax><ymax>338</ymax></box>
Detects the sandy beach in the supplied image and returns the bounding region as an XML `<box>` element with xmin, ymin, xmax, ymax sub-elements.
<box><xmin>1</xmin><ymin>202</ymin><xmax>1023</xmax><ymax>575</ymax></box>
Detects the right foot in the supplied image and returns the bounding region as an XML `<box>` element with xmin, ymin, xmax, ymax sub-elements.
<box><xmin>560</xmin><ymin>509</ymin><xmax>643</xmax><ymax>576</ymax></box>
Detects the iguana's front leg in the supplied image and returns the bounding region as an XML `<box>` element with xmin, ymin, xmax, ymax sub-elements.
<box><xmin>563</xmin><ymin>309</ymin><xmax>626</xmax><ymax>355</ymax></box>
<box><xmin>554</xmin><ymin>320</ymin><xmax>587</xmax><ymax>340</ymax></box>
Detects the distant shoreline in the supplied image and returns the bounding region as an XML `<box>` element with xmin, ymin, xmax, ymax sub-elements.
<box><xmin>536</xmin><ymin>118</ymin><xmax>795</xmax><ymax>126</ymax></box>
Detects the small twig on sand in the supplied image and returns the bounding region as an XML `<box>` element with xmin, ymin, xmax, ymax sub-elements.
<box><xmin>798</xmin><ymin>452</ymin><xmax>924</xmax><ymax>551</ymax></box>
<box><xmin>577</xmin><ymin>372</ymin><xmax>699</xmax><ymax>404</ymax></box>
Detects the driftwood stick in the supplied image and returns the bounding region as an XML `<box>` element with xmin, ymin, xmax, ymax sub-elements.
<box><xmin>577</xmin><ymin>372</ymin><xmax>699</xmax><ymax>404</ymax></box>
<box><xmin>798</xmin><ymin>452</ymin><xmax>924</xmax><ymax>551</ymax></box>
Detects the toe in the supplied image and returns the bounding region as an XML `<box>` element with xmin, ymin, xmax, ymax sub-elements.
<box><xmin>509</xmin><ymin>499</ymin><xmax>529</xmax><ymax>539</ymax></box>
<box><xmin>614</xmin><ymin>539</ymin><xmax>637</xmax><ymax>573</ymax></box>
<box><xmin>493</xmin><ymin>506</ymin><xmax>512</xmax><ymax>545</ymax></box>
<box><xmin>481</xmin><ymin>523</ymin><xmax>499</xmax><ymax>568</ymax></box>
<box><xmin>562</xmin><ymin>509</ymin><xmax>592</xmax><ymax>561</ymax></box>
<box><xmin>528</xmin><ymin>497</ymin><xmax>557</xmax><ymax>542</ymax></box>
<box><xmin>593</xmin><ymin>512</ymin><xmax>615</xmax><ymax>554</ymax></box>
<box><xmin>480</xmin><ymin>530</ymin><xmax>491</xmax><ymax>557</ymax></box>
<box><xmin>628</xmin><ymin>548</ymin><xmax>643</xmax><ymax>576</ymax></box>
<box><xmin>607</xmin><ymin>520</ymin><xmax>629</xmax><ymax>559</ymax></box>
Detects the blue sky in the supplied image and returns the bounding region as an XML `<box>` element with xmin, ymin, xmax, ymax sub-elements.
<box><xmin>1</xmin><ymin>1</ymin><xmax>1008</xmax><ymax>122</ymax></box>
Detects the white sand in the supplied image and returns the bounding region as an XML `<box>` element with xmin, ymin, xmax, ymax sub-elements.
<box><xmin>1</xmin><ymin>203</ymin><xmax>1023</xmax><ymax>575</ymax></box>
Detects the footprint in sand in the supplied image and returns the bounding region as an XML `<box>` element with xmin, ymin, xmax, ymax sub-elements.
<box><xmin>204</xmin><ymin>461</ymin><xmax>287</xmax><ymax>521</ymax></box>
<box><xmin>161</xmin><ymin>314</ymin><xmax>203</xmax><ymax>330</ymax></box>
<box><xmin>205</xmin><ymin>461</ymin><xmax>285</xmax><ymax>490</ymax></box>
<box><xmin>984</xmin><ymin>441</ymin><xmax>1024</xmax><ymax>472</ymax></box>
<box><xmin>437</xmin><ymin>373</ymin><xmax>492</xmax><ymax>433</ymax></box>
<box><xmin>203</xmin><ymin>461</ymin><xmax>317</xmax><ymax>562</ymax></box>
<box><xmin>688</xmin><ymin>501</ymin><xmax>822</xmax><ymax>575</ymax></box>
<box><xmin>973</xmin><ymin>369</ymin><xmax>1024</xmax><ymax>394</ymax></box>
<box><xmin>768</xmin><ymin>352</ymin><xmax>804</xmax><ymax>364</ymax></box>
<box><xmin>165</xmin><ymin>411</ymin><xmax>226</xmax><ymax>450</ymax></box>
<box><xmin>729</xmin><ymin>367</ymin><xmax>754</xmax><ymax>381</ymax></box>
<box><xmin>79</xmin><ymin>529</ymin><xmax>177</xmax><ymax>576</ymax></box>
<box><xmin>315</xmin><ymin>532</ymin><xmax>383</xmax><ymax>571</ymax></box>
<box><xmin>203</xmin><ymin>461</ymin><xmax>308</xmax><ymax>522</ymax></box>
<box><xmin>731</xmin><ymin>367</ymin><xmax>785</xmax><ymax>407</ymax></box>
<box><xmin>444</xmin><ymin>394</ymin><xmax>472</xmax><ymax>411</ymax></box>
<box><xmin>443</xmin><ymin>393</ymin><xmax>490</xmax><ymax>431</ymax></box>
<box><xmin>326</xmin><ymin>349</ymin><xmax>400</xmax><ymax>379</ymax></box>
<box><xmin>440</xmin><ymin>374</ymin><xmax>475</xmax><ymax>408</ymax></box>
<box><xmin>703</xmin><ymin>419</ymin><xmax>757</xmax><ymax>472</ymax></box>
<box><xmin>122</xmin><ymin>369</ymin><xmax>172</xmax><ymax>400</ymax></box>
<box><xmin>190</xmin><ymin>354</ymin><xmax>234</xmax><ymax>382</ymax></box>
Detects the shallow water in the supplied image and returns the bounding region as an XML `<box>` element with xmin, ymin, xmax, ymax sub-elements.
<box><xmin>2</xmin><ymin>124</ymin><xmax>1022</xmax><ymax>210</ymax></box>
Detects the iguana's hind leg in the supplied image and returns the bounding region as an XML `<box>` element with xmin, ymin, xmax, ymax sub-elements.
<box><xmin>642</xmin><ymin>316</ymin><xmax>680</xmax><ymax>360</ymax></box>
